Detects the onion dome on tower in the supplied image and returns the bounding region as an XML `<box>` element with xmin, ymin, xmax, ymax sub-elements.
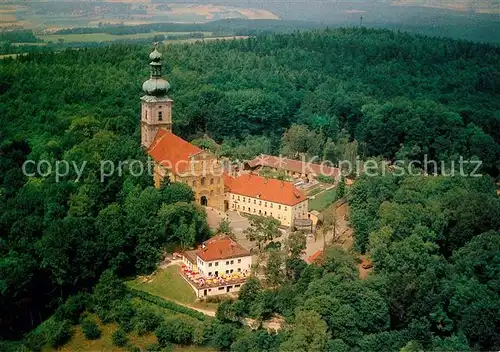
<box><xmin>142</xmin><ymin>43</ymin><xmax>170</xmax><ymax>96</ymax></box>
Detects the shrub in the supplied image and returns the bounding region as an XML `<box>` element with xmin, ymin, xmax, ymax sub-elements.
<box><xmin>145</xmin><ymin>343</ymin><xmax>162</xmax><ymax>351</ymax></box>
<box><xmin>23</xmin><ymin>330</ymin><xmax>45</xmax><ymax>352</ymax></box>
<box><xmin>43</xmin><ymin>318</ymin><xmax>72</xmax><ymax>348</ymax></box>
<box><xmin>113</xmin><ymin>299</ymin><xmax>136</xmax><ymax>332</ymax></box>
<box><xmin>111</xmin><ymin>329</ymin><xmax>128</xmax><ymax>347</ymax></box>
<box><xmin>134</xmin><ymin>305</ymin><xmax>163</xmax><ymax>336</ymax></box>
<box><xmin>81</xmin><ymin>318</ymin><xmax>101</xmax><ymax>340</ymax></box>
<box><xmin>156</xmin><ymin>317</ymin><xmax>195</xmax><ymax>346</ymax></box>
<box><xmin>54</xmin><ymin>293</ymin><xmax>90</xmax><ymax>323</ymax></box>
<box><xmin>316</xmin><ymin>174</ymin><xmax>335</xmax><ymax>184</ymax></box>
<box><xmin>130</xmin><ymin>289</ymin><xmax>205</xmax><ymax>321</ymax></box>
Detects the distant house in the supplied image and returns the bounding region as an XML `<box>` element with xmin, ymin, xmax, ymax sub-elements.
<box><xmin>181</xmin><ymin>234</ymin><xmax>252</xmax><ymax>297</ymax></box>
<box><xmin>245</xmin><ymin>154</ymin><xmax>340</xmax><ymax>182</ymax></box>
<box><xmin>224</xmin><ymin>173</ymin><xmax>309</xmax><ymax>227</ymax></box>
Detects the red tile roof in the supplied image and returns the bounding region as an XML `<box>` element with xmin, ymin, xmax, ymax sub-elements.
<box><xmin>224</xmin><ymin>173</ymin><xmax>307</xmax><ymax>206</ymax></box>
<box><xmin>147</xmin><ymin>129</ymin><xmax>202</xmax><ymax>174</ymax></box>
<box><xmin>197</xmin><ymin>234</ymin><xmax>250</xmax><ymax>262</ymax></box>
<box><xmin>246</xmin><ymin>154</ymin><xmax>340</xmax><ymax>178</ymax></box>
<box><xmin>307</xmin><ymin>249</ymin><xmax>323</xmax><ymax>264</ymax></box>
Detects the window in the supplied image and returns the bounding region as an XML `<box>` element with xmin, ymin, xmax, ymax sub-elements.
<box><xmin>235</xmin><ymin>284</ymin><xmax>240</xmax><ymax>288</ymax></box>
<box><xmin>238</xmin><ymin>268</ymin><xmax>241</xmax><ymax>272</ymax></box>
<box><xmin>259</xmin><ymin>201</ymin><xmax>262</xmax><ymax>205</ymax></box>
<box><xmin>215</xmin><ymin>262</ymin><xmax>218</xmax><ymax>267</ymax></box>
<box><xmin>284</xmin><ymin>206</ymin><xmax>288</xmax><ymax>210</ymax></box>
<box><xmin>238</xmin><ymin>196</ymin><xmax>240</xmax><ymax>200</ymax></box>
<box><xmin>210</xmin><ymin>178</ymin><xmax>214</xmax><ymax>185</ymax></box>
<box><xmin>254</xmin><ymin>199</ymin><xmax>256</xmax><ymax>204</ymax></box>
<box><xmin>237</xmin><ymin>259</ymin><xmax>241</xmax><ymax>264</ymax></box>
<box><xmin>243</xmin><ymin>206</ymin><xmax>245</xmax><ymax>211</ymax></box>
<box><xmin>230</xmin><ymin>269</ymin><xmax>234</xmax><ymax>273</ymax></box>
<box><xmin>201</xmin><ymin>177</ymin><xmax>206</xmax><ymax>186</ymax></box>
<box><xmin>158</xmin><ymin>111</ymin><xmax>163</xmax><ymax>121</ymax></box>
<box><xmin>226</xmin><ymin>261</ymin><xmax>229</xmax><ymax>265</ymax></box>
<box><xmin>270</xmin><ymin>203</ymin><xmax>273</xmax><ymax>208</ymax></box>
<box><xmin>218</xmin><ymin>287</ymin><xmax>225</xmax><ymax>291</ymax></box>
<box><xmin>265</xmin><ymin>202</ymin><xmax>267</xmax><ymax>207</ymax></box>
<box><xmin>278</xmin><ymin>205</ymin><xmax>281</xmax><ymax>210</ymax></box>
<box><xmin>209</xmin><ymin>263</ymin><xmax>212</xmax><ymax>267</ymax></box>
<box><xmin>243</xmin><ymin>197</ymin><xmax>246</xmax><ymax>202</ymax></box>
<box><xmin>226</xmin><ymin>270</ymin><xmax>230</xmax><ymax>274</ymax></box>
<box><xmin>232</xmin><ymin>195</ymin><xmax>235</xmax><ymax>199</ymax></box>
<box><xmin>208</xmin><ymin>272</ymin><xmax>212</xmax><ymax>276</ymax></box>
<box><xmin>253</xmin><ymin>208</ymin><xmax>256</xmax><ymax>213</ymax></box>
<box><xmin>230</xmin><ymin>260</ymin><xmax>234</xmax><ymax>264</ymax></box>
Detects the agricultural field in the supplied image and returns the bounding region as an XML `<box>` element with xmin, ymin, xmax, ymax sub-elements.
<box><xmin>39</xmin><ymin>31</ymin><xmax>212</xmax><ymax>43</ymax></box>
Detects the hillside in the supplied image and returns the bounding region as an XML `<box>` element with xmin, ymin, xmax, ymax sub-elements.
<box><xmin>0</xmin><ymin>28</ymin><xmax>499</xmax><ymax>351</ymax></box>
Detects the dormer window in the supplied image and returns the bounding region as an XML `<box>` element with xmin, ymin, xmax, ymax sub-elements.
<box><xmin>158</xmin><ymin>111</ymin><xmax>163</xmax><ymax>121</ymax></box>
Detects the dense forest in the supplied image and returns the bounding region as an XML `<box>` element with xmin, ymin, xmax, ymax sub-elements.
<box><xmin>0</xmin><ymin>27</ymin><xmax>499</xmax><ymax>350</ymax></box>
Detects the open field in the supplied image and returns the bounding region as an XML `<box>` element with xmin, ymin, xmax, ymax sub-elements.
<box><xmin>127</xmin><ymin>265</ymin><xmax>197</xmax><ymax>305</ymax></box>
<box><xmin>39</xmin><ymin>31</ymin><xmax>212</xmax><ymax>43</ymax></box>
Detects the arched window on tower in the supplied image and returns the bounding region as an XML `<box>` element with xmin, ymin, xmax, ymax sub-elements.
<box><xmin>158</xmin><ymin>111</ymin><xmax>163</xmax><ymax>121</ymax></box>
<box><xmin>201</xmin><ymin>177</ymin><xmax>206</xmax><ymax>186</ymax></box>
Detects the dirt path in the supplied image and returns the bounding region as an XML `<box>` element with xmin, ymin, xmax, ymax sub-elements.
<box><xmin>303</xmin><ymin>200</ymin><xmax>353</xmax><ymax>261</ymax></box>
<box><xmin>170</xmin><ymin>298</ymin><xmax>282</xmax><ymax>330</ymax></box>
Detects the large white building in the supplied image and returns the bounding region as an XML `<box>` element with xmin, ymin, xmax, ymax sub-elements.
<box><xmin>181</xmin><ymin>235</ymin><xmax>252</xmax><ymax>297</ymax></box>
<box><xmin>224</xmin><ymin>173</ymin><xmax>309</xmax><ymax>227</ymax></box>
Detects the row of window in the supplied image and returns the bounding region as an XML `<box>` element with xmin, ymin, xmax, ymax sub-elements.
<box><xmin>232</xmin><ymin>195</ymin><xmax>287</xmax><ymax>210</ymax></box>
<box><xmin>208</xmin><ymin>268</ymin><xmax>241</xmax><ymax>276</ymax></box>
<box><xmin>208</xmin><ymin>258</ymin><xmax>241</xmax><ymax>267</ymax></box>
<box><xmin>233</xmin><ymin>204</ymin><xmax>287</xmax><ymax>220</ymax></box>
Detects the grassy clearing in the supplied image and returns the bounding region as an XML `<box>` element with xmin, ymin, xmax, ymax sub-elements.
<box><xmin>39</xmin><ymin>31</ymin><xmax>213</xmax><ymax>43</ymax></box>
<box><xmin>308</xmin><ymin>187</ymin><xmax>337</xmax><ymax>212</ymax></box>
<box><xmin>126</xmin><ymin>265</ymin><xmax>197</xmax><ymax>305</ymax></box>
<box><xmin>46</xmin><ymin>313</ymin><xmax>214</xmax><ymax>352</ymax></box>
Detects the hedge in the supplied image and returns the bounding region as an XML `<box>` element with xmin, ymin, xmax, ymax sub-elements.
<box><xmin>129</xmin><ymin>289</ymin><xmax>206</xmax><ymax>321</ymax></box>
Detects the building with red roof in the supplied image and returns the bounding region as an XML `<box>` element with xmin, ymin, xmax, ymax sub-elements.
<box><xmin>224</xmin><ymin>173</ymin><xmax>309</xmax><ymax>227</ymax></box>
<box><xmin>140</xmin><ymin>47</ymin><xmax>225</xmax><ymax>210</ymax></box>
<box><xmin>180</xmin><ymin>234</ymin><xmax>252</xmax><ymax>298</ymax></box>
<box><xmin>245</xmin><ymin>154</ymin><xmax>340</xmax><ymax>182</ymax></box>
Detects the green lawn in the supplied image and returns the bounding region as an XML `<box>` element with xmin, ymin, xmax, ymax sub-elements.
<box><xmin>39</xmin><ymin>31</ymin><xmax>213</xmax><ymax>43</ymax></box>
<box><xmin>308</xmin><ymin>187</ymin><xmax>337</xmax><ymax>212</ymax></box>
<box><xmin>126</xmin><ymin>265</ymin><xmax>197</xmax><ymax>305</ymax></box>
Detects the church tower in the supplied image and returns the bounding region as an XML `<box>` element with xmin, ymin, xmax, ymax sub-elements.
<box><xmin>141</xmin><ymin>44</ymin><xmax>173</xmax><ymax>148</ymax></box>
